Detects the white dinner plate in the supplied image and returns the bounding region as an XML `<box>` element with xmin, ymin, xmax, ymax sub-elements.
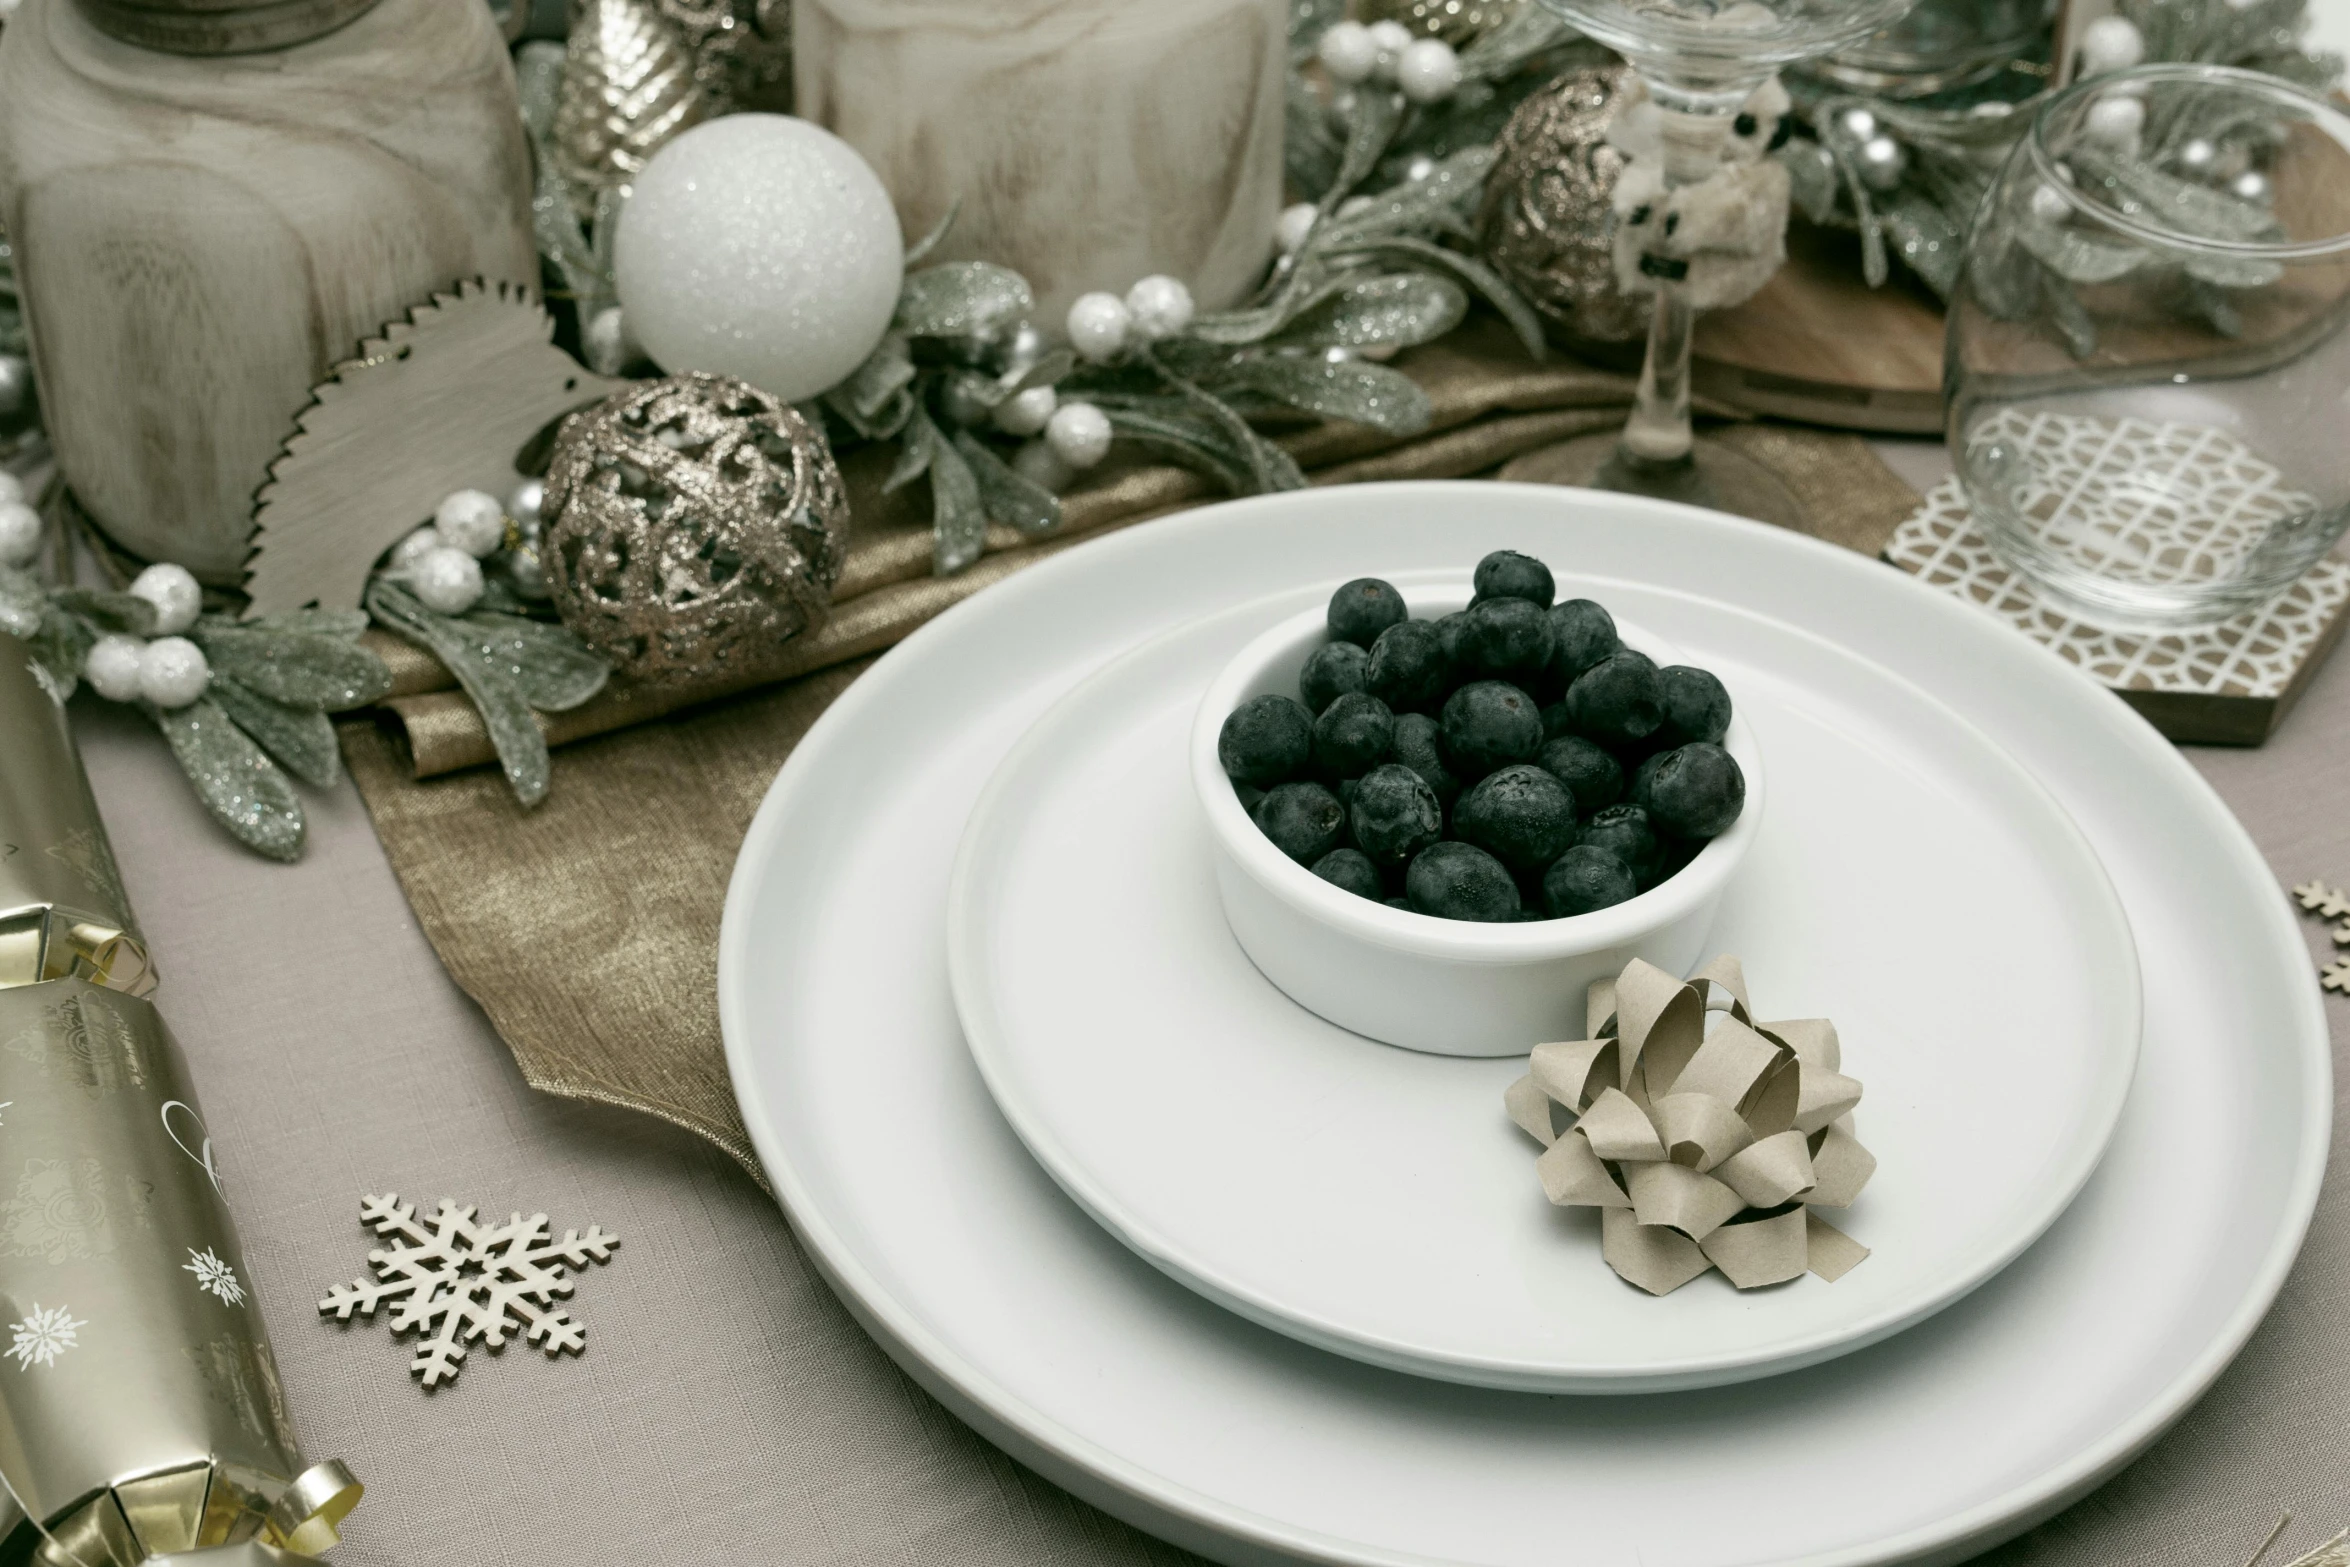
<box><xmin>719</xmin><ymin>483</ymin><xmax>2328</xmax><ymax>1567</ymax></box>
<box><xmin>945</xmin><ymin>577</ymin><xmax>2140</xmax><ymax>1393</ymax></box>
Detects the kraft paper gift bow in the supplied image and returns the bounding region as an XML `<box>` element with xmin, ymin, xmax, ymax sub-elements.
<box><xmin>1505</xmin><ymin>955</ymin><xmax>1875</xmax><ymax>1296</ymax></box>
<box><xmin>0</xmin><ymin>642</ymin><xmax>361</xmax><ymax>1567</ymax></box>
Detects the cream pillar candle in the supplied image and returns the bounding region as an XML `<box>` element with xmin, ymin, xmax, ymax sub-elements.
<box><xmin>794</xmin><ymin>0</ymin><xmax>1288</xmax><ymax>330</ymax></box>
<box><xmin>0</xmin><ymin>0</ymin><xmax>537</xmax><ymax>582</ymax></box>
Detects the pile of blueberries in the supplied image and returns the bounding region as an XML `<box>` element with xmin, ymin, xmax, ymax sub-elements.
<box><xmin>1218</xmin><ymin>550</ymin><xmax>1746</xmax><ymax>922</ymax></box>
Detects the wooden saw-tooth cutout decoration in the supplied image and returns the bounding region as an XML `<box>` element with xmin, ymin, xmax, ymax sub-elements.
<box><xmin>243</xmin><ymin>279</ymin><xmax>631</xmax><ymax>616</ymax></box>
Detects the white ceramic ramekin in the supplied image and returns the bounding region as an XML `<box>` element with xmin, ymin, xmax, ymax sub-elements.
<box><xmin>1190</xmin><ymin>577</ymin><xmax>1764</xmax><ymax>1057</ymax></box>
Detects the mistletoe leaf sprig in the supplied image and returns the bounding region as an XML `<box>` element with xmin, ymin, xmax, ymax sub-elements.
<box><xmin>1778</xmin><ymin>0</ymin><xmax>2339</xmax><ymax>328</ymax></box>
<box><xmin>4</xmin><ymin>557</ymin><xmax>392</xmax><ymax>861</ymax></box>
<box><xmin>364</xmin><ymin>575</ymin><xmax>608</xmax><ymax>809</ymax></box>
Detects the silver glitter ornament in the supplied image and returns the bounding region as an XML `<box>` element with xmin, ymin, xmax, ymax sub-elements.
<box><xmin>1476</xmin><ymin>64</ymin><xmax>1649</xmax><ymax>347</ymax></box>
<box><xmin>1357</xmin><ymin>0</ymin><xmax>1526</xmax><ymax>47</ymax></box>
<box><xmin>540</xmin><ymin>373</ymin><xmax>850</xmax><ymax>686</ymax></box>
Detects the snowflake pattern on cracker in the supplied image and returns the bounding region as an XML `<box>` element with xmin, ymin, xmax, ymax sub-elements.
<box><xmin>319</xmin><ymin>1193</ymin><xmax>617</xmax><ymax>1388</ymax></box>
<box><xmin>1505</xmin><ymin>956</ymin><xmax>1873</xmax><ymax>1295</ymax></box>
<box><xmin>8</xmin><ymin>1302</ymin><xmax>86</xmax><ymax>1370</ymax></box>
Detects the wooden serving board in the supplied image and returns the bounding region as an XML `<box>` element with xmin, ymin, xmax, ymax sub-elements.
<box><xmin>1693</xmin><ymin>219</ymin><xmax>1949</xmax><ymax>435</ymax></box>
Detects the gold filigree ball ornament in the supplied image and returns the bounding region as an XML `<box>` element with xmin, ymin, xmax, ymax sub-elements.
<box><xmin>1476</xmin><ymin>63</ymin><xmax>1650</xmax><ymax>348</ymax></box>
<box><xmin>540</xmin><ymin>374</ymin><xmax>850</xmax><ymax>686</ymax></box>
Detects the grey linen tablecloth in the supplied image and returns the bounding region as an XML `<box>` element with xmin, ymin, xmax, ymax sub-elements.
<box><xmin>71</xmin><ymin>441</ymin><xmax>2350</xmax><ymax>1567</ymax></box>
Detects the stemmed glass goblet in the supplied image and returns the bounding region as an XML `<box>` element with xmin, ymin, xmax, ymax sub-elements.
<box><xmin>1533</xmin><ymin>0</ymin><xmax>1921</xmax><ymax>514</ymax></box>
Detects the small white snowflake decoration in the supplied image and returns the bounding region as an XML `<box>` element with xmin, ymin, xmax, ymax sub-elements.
<box><xmin>2294</xmin><ymin>881</ymin><xmax>2350</xmax><ymax>920</ymax></box>
<box><xmin>318</xmin><ymin>1193</ymin><xmax>618</xmax><ymax>1389</ymax></box>
<box><xmin>9</xmin><ymin>1303</ymin><xmax>87</xmax><ymax>1370</ymax></box>
<box><xmin>2295</xmin><ymin>881</ymin><xmax>2350</xmax><ymax>995</ymax></box>
<box><xmin>185</xmin><ymin>1246</ymin><xmax>246</xmax><ymax>1306</ymax></box>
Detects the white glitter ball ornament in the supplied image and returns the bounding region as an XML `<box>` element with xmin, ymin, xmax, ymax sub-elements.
<box><xmin>84</xmin><ymin>635</ymin><xmax>146</xmax><ymax>702</ymax></box>
<box><xmin>412</xmin><ymin>548</ymin><xmax>485</xmax><ymax>615</ymax></box>
<box><xmin>1318</xmin><ymin>20</ymin><xmax>1378</xmax><ymax>83</ymax></box>
<box><xmin>1066</xmin><ymin>292</ymin><xmax>1133</xmax><ymax>363</ymax></box>
<box><xmin>1045</xmin><ymin>402</ymin><xmax>1114</xmax><ymax>469</ymax></box>
<box><xmin>614</xmin><ymin>115</ymin><xmax>905</xmax><ymax>404</ymax></box>
<box><xmin>128</xmin><ymin>562</ymin><xmax>202</xmax><ymax>635</ymax></box>
<box><xmin>434</xmin><ymin>489</ymin><xmax>508</xmax><ymax>558</ymax></box>
<box><xmin>1124</xmin><ymin>276</ymin><xmax>1195</xmax><ymax>342</ymax></box>
<box><xmin>0</xmin><ymin>498</ymin><xmax>39</xmax><ymax>567</ymax></box>
<box><xmin>138</xmin><ymin>637</ymin><xmax>209</xmax><ymax>709</ymax></box>
<box><xmin>2078</xmin><ymin>15</ymin><xmax>2143</xmax><ymax>74</ymax></box>
<box><xmin>1395</xmin><ymin>39</ymin><xmax>1462</xmax><ymax>104</ymax></box>
<box><xmin>0</xmin><ymin>471</ymin><xmax>23</xmax><ymax>505</ymax></box>
<box><xmin>994</xmin><ymin>385</ymin><xmax>1058</xmax><ymax>437</ymax></box>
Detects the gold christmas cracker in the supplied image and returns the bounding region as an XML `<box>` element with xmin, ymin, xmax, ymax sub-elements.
<box><xmin>0</xmin><ymin>636</ymin><xmax>151</xmax><ymax>999</ymax></box>
<box><xmin>1505</xmin><ymin>955</ymin><xmax>1874</xmax><ymax>1294</ymax></box>
<box><xmin>0</xmin><ymin>638</ymin><xmax>359</xmax><ymax>1565</ymax></box>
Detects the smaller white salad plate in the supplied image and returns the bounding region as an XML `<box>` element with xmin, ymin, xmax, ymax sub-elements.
<box><xmin>947</xmin><ymin>564</ymin><xmax>2141</xmax><ymax>1393</ymax></box>
<box><xmin>1190</xmin><ymin>579</ymin><xmax>1764</xmax><ymax>1056</ymax></box>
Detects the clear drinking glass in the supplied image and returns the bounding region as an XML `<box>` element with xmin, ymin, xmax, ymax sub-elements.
<box><xmin>1948</xmin><ymin>64</ymin><xmax>2350</xmax><ymax>630</ymax></box>
<box><xmin>1534</xmin><ymin>0</ymin><xmax>1919</xmax><ymax>512</ymax></box>
<box><xmin>1807</xmin><ymin>0</ymin><xmax>2052</xmax><ymax>97</ymax></box>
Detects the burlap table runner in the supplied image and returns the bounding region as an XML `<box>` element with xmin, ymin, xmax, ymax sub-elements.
<box><xmin>336</xmin><ymin>325</ymin><xmax>1924</xmax><ymax>1178</ymax></box>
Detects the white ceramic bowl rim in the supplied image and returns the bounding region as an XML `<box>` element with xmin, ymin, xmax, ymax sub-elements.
<box><xmin>1189</xmin><ymin>572</ymin><xmax>1765</xmax><ymax>963</ymax></box>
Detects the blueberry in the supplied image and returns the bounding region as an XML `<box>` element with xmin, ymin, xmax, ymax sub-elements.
<box><xmin>1367</xmin><ymin>619</ymin><xmax>1451</xmax><ymax>713</ymax></box>
<box><xmin>1538</xmin><ymin>699</ymin><xmax>1576</xmax><ymax>740</ymax></box>
<box><xmin>1254</xmin><ymin>781</ymin><xmax>1348</xmax><ymax>864</ymax></box>
<box><xmin>1349</xmin><ymin>762</ymin><xmax>1444</xmax><ymax>869</ymax></box>
<box><xmin>1218</xmin><ymin>694</ymin><xmax>1313</xmax><ymax>786</ymax></box>
<box><xmin>1439</xmin><ymin>680</ymin><xmax>1544</xmax><ymax>777</ymax></box>
<box><xmin>1537</xmin><ymin>735</ymin><xmax>1625</xmax><ymax>815</ymax></box>
<box><xmin>1312</xmin><ymin>691</ymin><xmax>1394</xmax><ymax>778</ymax></box>
<box><xmin>1472</xmin><ymin>549</ymin><xmax>1555</xmax><ymax>607</ymax></box>
<box><xmin>1404</xmin><ymin>840</ymin><xmax>1521</xmax><ymax>921</ymax></box>
<box><xmin>1543</xmin><ymin>844</ymin><xmax>1640</xmax><ymax>916</ymax></box>
<box><xmin>1311</xmin><ymin>846</ymin><xmax>1384</xmax><ymax>900</ymax></box>
<box><xmin>1635</xmin><ymin>741</ymin><xmax>1746</xmax><ymax>839</ymax></box>
<box><xmin>1548</xmin><ymin>599</ymin><xmax>1621</xmax><ymax>680</ymax></box>
<box><xmin>1577</xmin><ymin>802</ymin><xmax>1659</xmax><ymax>881</ymax></box>
<box><xmin>1385</xmin><ymin>712</ymin><xmax>1461</xmax><ymax>807</ymax></box>
<box><xmin>1328</xmin><ymin>578</ymin><xmax>1407</xmax><ymax>647</ymax></box>
<box><xmin>1385</xmin><ymin>896</ymin><xmax>1413</xmax><ymax>910</ymax></box>
<box><xmin>1234</xmin><ymin>782</ymin><xmax>1265</xmax><ymax>815</ymax></box>
<box><xmin>1657</xmin><ymin>665</ymin><xmax>1732</xmax><ymax>746</ymax></box>
<box><xmin>1433</xmin><ymin>610</ymin><xmax>1472</xmax><ymax>669</ymax></box>
<box><xmin>1565</xmin><ymin>649</ymin><xmax>1664</xmax><ymax>745</ymax></box>
<box><xmin>1458</xmin><ymin>596</ymin><xmax>1555</xmax><ymax>685</ymax></box>
<box><xmin>1453</xmin><ymin>764</ymin><xmax>1578</xmax><ymax>874</ymax></box>
<box><xmin>1300</xmin><ymin>641</ymin><xmax>1370</xmax><ymax>714</ymax></box>
<box><xmin>1652</xmin><ymin>832</ymin><xmax>1704</xmax><ymax>887</ymax></box>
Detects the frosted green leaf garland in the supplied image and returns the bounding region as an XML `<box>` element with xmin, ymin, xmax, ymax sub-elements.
<box><xmin>364</xmin><ymin>577</ymin><xmax>609</xmax><ymax>809</ymax></box>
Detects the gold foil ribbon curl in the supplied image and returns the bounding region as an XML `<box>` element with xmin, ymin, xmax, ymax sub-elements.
<box><xmin>1505</xmin><ymin>955</ymin><xmax>1875</xmax><ymax>1295</ymax></box>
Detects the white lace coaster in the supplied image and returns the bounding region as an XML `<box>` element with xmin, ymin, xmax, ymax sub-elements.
<box><xmin>1887</xmin><ymin>476</ymin><xmax>2350</xmax><ymax>728</ymax></box>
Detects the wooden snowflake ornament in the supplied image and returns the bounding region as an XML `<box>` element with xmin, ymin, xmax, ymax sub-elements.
<box><xmin>2292</xmin><ymin>881</ymin><xmax>2350</xmax><ymax>994</ymax></box>
<box><xmin>244</xmin><ymin>281</ymin><xmax>629</xmax><ymax>616</ymax></box>
<box><xmin>319</xmin><ymin>1193</ymin><xmax>618</xmax><ymax>1389</ymax></box>
<box><xmin>2293</xmin><ymin>880</ymin><xmax>2350</xmax><ymax>920</ymax></box>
